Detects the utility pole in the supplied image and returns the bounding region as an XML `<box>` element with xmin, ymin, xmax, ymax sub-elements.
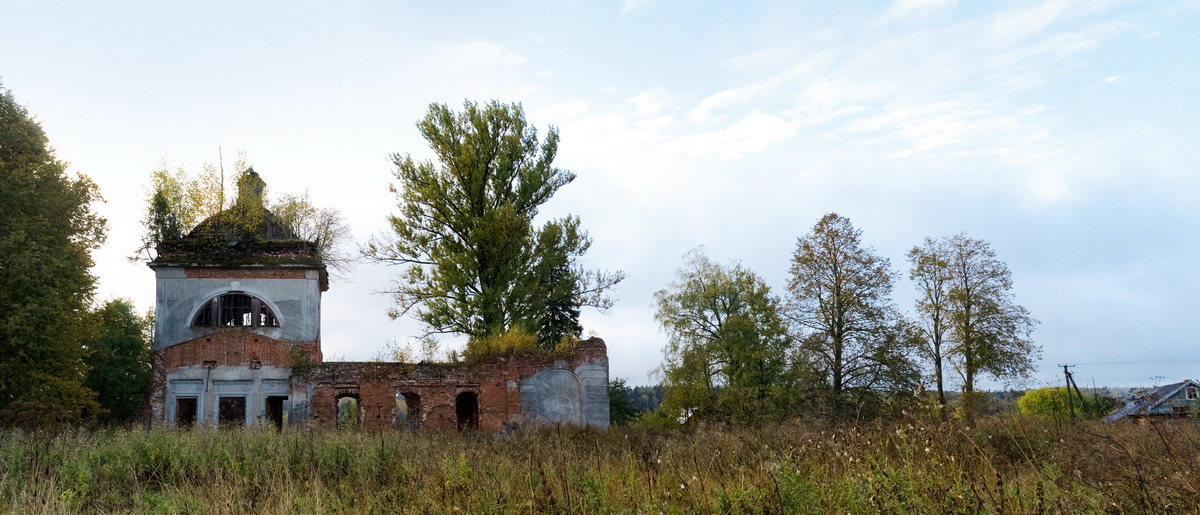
<box><xmin>1060</xmin><ymin>364</ymin><xmax>1077</xmax><ymax>421</ymax></box>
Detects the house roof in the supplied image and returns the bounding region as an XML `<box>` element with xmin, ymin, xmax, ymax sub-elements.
<box><xmin>1104</xmin><ymin>379</ymin><xmax>1199</xmax><ymax>422</ymax></box>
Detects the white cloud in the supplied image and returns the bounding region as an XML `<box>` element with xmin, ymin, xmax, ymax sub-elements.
<box><xmin>536</xmin><ymin>100</ymin><xmax>590</xmax><ymax>120</ymax></box>
<box><xmin>721</xmin><ymin>48</ymin><xmax>775</xmax><ymax>68</ymax></box>
<box><xmin>624</xmin><ymin>88</ymin><xmax>675</xmax><ymax>117</ymax></box>
<box><xmin>687</xmin><ymin>88</ymin><xmax>755</xmax><ymax>124</ymax></box>
<box><xmin>986</xmin><ymin>0</ymin><xmax>1073</xmax><ymax>44</ymax></box>
<box><xmin>429</xmin><ymin>41</ymin><xmax>529</xmax><ymax>69</ymax></box>
<box><xmin>664</xmin><ymin>1</ymin><xmax>1143</xmax><ymax>170</ymax></box>
<box><xmin>665</xmin><ymin>112</ymin><xmax>794</xmax><ymax>159</ymax></box>
<box><xmin>889</xmin><ymin>0</ymin><xmax>957</xmax><ymax>18</ymax></box>
<box><xmin>635</xmin><ymin>115</ymin><xmax>675</xmax><ymax>132</ymax></box>
<box><xmin>622</xmin><ymin>0</ymin><xmax>649</xmax><ymax>14</ymax></box>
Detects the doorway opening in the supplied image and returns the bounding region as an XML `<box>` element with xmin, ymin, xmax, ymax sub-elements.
<box><xmin>266</xmin><ymin>396</ymin><xmax>287</xmax><ymax>429</ymax></box>
<box><xmin>176</xmin><ymin>398</ymin><xmax>197</xmax><ymax>429</ymax></box>
<box><xmin>455</xmin><ymin>392</ymin><xmax>479</xmax><ymax>432</ymax></box>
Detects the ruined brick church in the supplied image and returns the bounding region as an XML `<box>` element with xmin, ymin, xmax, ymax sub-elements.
<box><xmin>145</xmin><ymin>171</ymin><xmax>610</xmax><ymax>431</ymax></box>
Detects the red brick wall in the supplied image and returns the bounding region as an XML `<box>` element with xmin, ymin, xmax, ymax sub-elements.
<box><xmin>303</xmin><ymin>339</ymin><xmax>607</xmax><ymax>432</ymax></box>
<box><xmin>184</xmin><ymin>268</ymin><xmax>308</xmax><ymax>280</ymax></box>
<box><xmin>161</xmin><ymin>330</ymin><xmax>321</xmax><ymax>369</ymax></box>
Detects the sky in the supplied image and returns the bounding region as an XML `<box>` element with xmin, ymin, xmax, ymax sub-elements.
<box><xmin>2</xmin><ymin>0</ymin><xmax>1198</xmax><ymax>389</ymax></box>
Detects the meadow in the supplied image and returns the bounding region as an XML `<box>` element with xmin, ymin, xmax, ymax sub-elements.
<box><xmin>1</xmin><ymin>415</ymin><xmax>1196</xmax><ymax>513</ymax></box>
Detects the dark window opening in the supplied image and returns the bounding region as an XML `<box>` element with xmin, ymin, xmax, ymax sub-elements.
<box><xmin>176</xmin><ymin>398</ymin><xmax>197</xmax><ymax>429</ymax></box>
<box><xmin>396</xmin><ymin>392</ymin><xmax>421</xmax><ymax>429</ymax></box>
<box><xmin>219</xmin><ymin>396</ymin><xmax>246</xmax><ymax>426</ymax></box>
<box><xmin>266</xmin><ymin>396</ymin><xmax>287</xmax><ymax>430</ymax></box>
<box><xmin>193</xmin><ymin>292</ymin><xmax>279</xmax><ymax>327</ymax></box>
<box><xmin>1187</xmin><ymin>387</ymin><xmax>1198</xmax><ymax>400</ymax></box>
<box><xmin>455</xmin><ymin>392</ymin><xmax>479</xmax><ymax>432</ymax></box>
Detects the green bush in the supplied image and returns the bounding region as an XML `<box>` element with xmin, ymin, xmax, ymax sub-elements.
<box><xmin>1018</xmin><ymin>387</ymin><xmax>1114</xmax><ymax>419</ymax></box>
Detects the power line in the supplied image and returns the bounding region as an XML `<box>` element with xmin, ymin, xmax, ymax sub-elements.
<box><xmin>1065</xmin><ymin>360</ymin><xmax>1200</xmax><ymax>366</ymax></box>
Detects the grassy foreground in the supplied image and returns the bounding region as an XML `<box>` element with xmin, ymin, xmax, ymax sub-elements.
<box><xmin>0</xmin><ymin>416</ymin><xmax>1197</xmax><ymax>513</ymax></box>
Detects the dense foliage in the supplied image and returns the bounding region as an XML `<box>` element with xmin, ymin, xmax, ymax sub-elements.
<box><xmin>364</xmin><ymin>101</ymin><xmax>624</xmax><ymax>350</ymax></box>
<box><xmin>82</xmin><ymin>299</ymin><xmax>152</xmax><ymax>425</ymax></box>
<box><xmin>607</xmin><ymin>378</ymin><xmax>639</xmax><ymax>426</ymax></box>
<box><xmin>628</xmin><ymin>385</ymin><xmax>664</xmax><ymax>413</ymax></box>
<box><xmin>654</xmin><ymin>249</ymin><xmax>791</xmax><ymax>424</ymax></box>
<box><xmin>0</xmin><ymin>84</ymin><xmax>107</xmax><ymax>427</ymax></box>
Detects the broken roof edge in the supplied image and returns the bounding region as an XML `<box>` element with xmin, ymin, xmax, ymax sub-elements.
<box><xmin>1104</xmin><ymin>379</ymin><xmax>1199</xmax><ymax>422</ymax></box>
<box><xmin>147</xmin><ymin>260</ymin><xmax>330</xmax><ymax>292</ymax></box>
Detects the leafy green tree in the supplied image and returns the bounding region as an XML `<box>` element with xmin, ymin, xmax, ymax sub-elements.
<box><xmin>0</xmin><ymin>84</ymin><xmax>106</xmax><ymax>427</ymax></box>
<box><xmin>131</xmin><ymin>160</ymin><xmax>230</xmax><ymax>261</ymax></box>
<box><xmin>1018</xmin><ymin>387</ymin><xmax>1114</xmax><ymax>419</ymax></box>
<box><xmin>83</xmin><ymin>300</ymin><xmax>151</xmax><ymax>425</ymax></box>
<box><xmin>787</xmin><ymin>213</ymin><xmax>917</xmax><ymax>417</ymax></box>
<box><xmin>269</xmin><ymin>191</ymin><xmax>354</xmax><ymax>277</ymax></box>
<box><xmin>654</xmin><ymin>249</ymin><xmax>790</xmax><ymax>425</ymax></box>
<box><xmin>907</xmin><ymin>237</ymin><xmax>954</xmax><ymax>411</ymax></box>
<box><xmin>942</xmin><ymin>234</ymin><xmax>1039</xmax><ymax>413</ymax></box>
<box><xmin>608</xmin><ymin>378</ymin><xmax>639</xmax><ymax>426</ymax></box>
<box><xmin>364</xmin><ymin>100</ymin><xmax>625</xmax><ymax>350</ymax></box>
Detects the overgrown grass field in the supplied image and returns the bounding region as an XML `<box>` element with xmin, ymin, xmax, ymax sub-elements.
<box><xmin>1</xmin><ymin>416</ymin><xmax>1196</xmax><ymax>513</ymax></box>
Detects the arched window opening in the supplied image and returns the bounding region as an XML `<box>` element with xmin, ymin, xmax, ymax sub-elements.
<box><xmin>193</xmin><ymin>292</ymin><xmax>279</xmax><ymax>327</ymax></box>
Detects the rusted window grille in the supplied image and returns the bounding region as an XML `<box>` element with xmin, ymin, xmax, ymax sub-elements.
<box><xmin>219</xmin><ymin>396</ymin><xmax>246</xmax><ymax>426</ymax></box>
<box><xmin>192</xmin><ymin>292</ymin><xmax>280</xmax><ymax>327</ymax></box>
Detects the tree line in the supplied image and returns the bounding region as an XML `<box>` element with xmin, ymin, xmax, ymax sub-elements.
<box><xmin>651</xmin><ymin>214</ymin><xmax>1039</xmax><ymax>423</ymax></box>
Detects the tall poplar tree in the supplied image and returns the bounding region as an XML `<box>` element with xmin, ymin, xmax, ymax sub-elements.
<box><xmin>0</xmin><ymin>84</ymin><xmax>106</xmax><ymax>426</ymax></box>
<box><xmin>365</xmin><ymin>100</ymin><xmax>624</xmax><ymax>349</ymax></box>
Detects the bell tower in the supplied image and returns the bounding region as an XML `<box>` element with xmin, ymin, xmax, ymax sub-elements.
<box><xmin>146</xmin><ymin>170</ymin><xmax>327</xmax><ymax>428</ymax></box>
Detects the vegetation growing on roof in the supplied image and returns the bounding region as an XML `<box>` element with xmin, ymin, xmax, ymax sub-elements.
<box><xmin>134</xmin><ymin>155</ymin><xmax>352</xmax><ymax>276</ymax></box>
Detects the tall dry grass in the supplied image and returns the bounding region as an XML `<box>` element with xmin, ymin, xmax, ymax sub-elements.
<box><xmin>0</xmin><ymin>415</ymin><xmax>1196</xmax><ymax>513</ymax></box>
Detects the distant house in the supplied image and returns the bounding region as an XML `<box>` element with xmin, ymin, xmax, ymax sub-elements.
<box><xmin>1104</xmin><ymin>379</ymin><xmax>1200</xmax><ymax>422</ymax></box>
